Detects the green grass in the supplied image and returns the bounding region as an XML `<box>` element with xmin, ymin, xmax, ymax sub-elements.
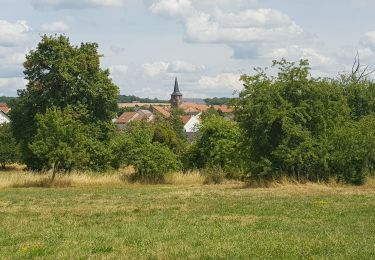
<box><xmin>0</xmin><ymin>183</ymin><xmax>374</xmax><ymax>259</ymax></box>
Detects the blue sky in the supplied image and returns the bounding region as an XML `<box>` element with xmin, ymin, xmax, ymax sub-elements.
<box><xmin>0</xmin><ymin>0</ymin><xmax>374</xmax><ymax>98</ymax></box>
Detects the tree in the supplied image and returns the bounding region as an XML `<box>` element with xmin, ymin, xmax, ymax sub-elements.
<box><xmin>236</xmin><ymin>59</ymin><xmax>349</xmax><ymax>181</ymax></box>
<box><xmin>110</xmin><ymin>121</ymin><xmax>182</xmax><ymax>182</ymax></box>
<box><xmin>168</xmin><ymin>108</ymin><xmax>186</xmax><ymax>139</ymax></box>
<box><xmin>0</xmin><ymin>124</ymin><xmax>19</xmax><ymax>168</ymax></box>
<box><xmin>9</xmin><ymin>35</ymin><xmax>119</xmax><ymax>170</ymax></box>
<box><xmin>190</xmin><ymin>115</ymin><xmax>244</xmax><ymax>177</ymax></box>
<box><xmin>29</xmin><ymin>108</ymin><xmax>89</xmax><ymax>180</ymax></box>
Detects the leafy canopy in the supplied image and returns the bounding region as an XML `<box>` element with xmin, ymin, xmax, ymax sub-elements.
<box><xmin>10</xmin><ymin>35</ymin><xmax>119</xmax><ymax>170</ymax></box>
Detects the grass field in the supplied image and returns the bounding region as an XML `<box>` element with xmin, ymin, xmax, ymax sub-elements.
<box><xmin>0</xmin><ymin>171</ymin><xmax>374</xmax><ymax>259</ymax></box>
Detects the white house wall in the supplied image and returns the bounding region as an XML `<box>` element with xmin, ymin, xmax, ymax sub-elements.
<box><xmin>184</xmin><ymin>116</ymin><xmax>200</xmax><ymax>133</ymax></box>
<box><xmin>0</xmin><ymin>111</ymin><xmax>10</xmax><ymax>124</ymax></box>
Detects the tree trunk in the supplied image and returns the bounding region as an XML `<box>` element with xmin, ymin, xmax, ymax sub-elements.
<box><xmin>51</xmin><ymin>161</ymin><xmax>59</xmax><ymax>182</ymax></box>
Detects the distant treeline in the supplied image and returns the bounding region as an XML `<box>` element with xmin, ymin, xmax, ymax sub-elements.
<box><xmin>1</xmin><ymin>95</ymin><xmax>234</xmax><ymax>106</ymax></box>
<box><xmin>0</xmin><ymin>96</ymin><xmax>17</xmax><ymax>103</ymax></box>
<box><xmin>204</xmin><ymin>97</ymin><xmax>235</xmax><ymax>105</ymax></box>
<box><xmin>0</xmin><ymin>95</ymin><xmax>169</xmax><ymax>105</ymax></box>
<box><xmin>118</xmin><ymin>95</ymin><xmax>169</xmax><ymax>103</ymax></box>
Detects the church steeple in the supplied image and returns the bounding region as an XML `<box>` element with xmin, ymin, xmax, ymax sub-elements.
<box><xmin>171</xmin><ymin>77</ymin><xmax>183</xmax><ymax>108</ymax></box>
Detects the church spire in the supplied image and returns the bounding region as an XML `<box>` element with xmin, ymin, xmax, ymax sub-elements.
<box><xmin>172</xmin><ymin>77</ymin><xmax>182</xmax><ymax>96</ymax></box>
<box><xmin>171</xmin><ymin>77</ymin><xmax>183</xmax><ymax>108</ymax></box>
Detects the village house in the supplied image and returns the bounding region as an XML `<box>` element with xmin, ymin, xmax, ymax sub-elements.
<box><xmin>0</xmin><ymin>103</ymin><xmax>10</xmax><ymax>124</ymax></box>
<box><xmin>114</xmin><ymin>109</ymin><xmax>154</xmax><ymax>129</ymax></box>
<box><xmin>0</xmin><ymin>103</ymin><xmax>10</xmax><ymax>114</ymax></box>
<box><xmin>0</xmin><ymin>110</ymin><xmax>10</xmax><ymax>124</ymax></box>
<box><xmin>115</xmin><ymin>77</ymin><xmax>233</xmax><ymax>133</ymax></box>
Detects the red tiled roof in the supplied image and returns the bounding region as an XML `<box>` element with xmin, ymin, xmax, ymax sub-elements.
<box><xmin>180</xmin><ymin>102</ymin><xmax>209</xmax><ymax>112</ymax></box>
<box><xmin>151</xmin><ymin>105</ymin><xmax>171</xmax><ymax>118</ymax></box>
<box><xmin>179</xmin><ymin>102</ymin><xmax>233</xmax><ymax>114</ymax></box>
<box><xmin>115</xmin><ymin>112</ymin><xmax>138</xmax><ymax>124</ymax></box>
<box><xmin>181</xmin><ymin>115</ymin><xmax>192</xmax><ymax>125</ymax></box>
<box><xmin>0</xmin><ymin>103</ymin><xmax>10</xmax><ymax>113</ymax></box>
<box><xmin>115</xmin><ymin>110</ymin><xmax>154</xmax><ymax>124</ymax></box>
<box><xmin>212</xmin><ymin>105</ymin><xmax>234</xmax><ymax>113</ymax></box>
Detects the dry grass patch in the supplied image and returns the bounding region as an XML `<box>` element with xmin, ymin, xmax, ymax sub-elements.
<box><xmin>164</xmin><ymin>171</ymin><xmax>205</xmax><ymax>185</ymax></box>
<box><xmin>0</xmin><ymin>171</ymin><xmax>128</xmax><ymax>188</ymax></box>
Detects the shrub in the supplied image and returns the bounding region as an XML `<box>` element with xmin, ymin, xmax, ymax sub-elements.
<box><xmin>129</xmin><ymin>143</ymin><xmax>182</xmax><ymax>183</ymax></box>
<box><xmin>111</xmin><ymin>122</ymin><xmax>182</xmax><ymax>183</ymax></box>
<box><xmin>202</xmin><ymin>167</ymin><xmax>226</xmax><ymax>185</ymax></box>
<box><xmin>0</xmin><ymin>123</ymin><xmax>20</xmax><ymax>168</ymax></box>
<box><xmin>329</xmin><ymin>115</ymin><xmax>375</xmax><ymax>185</ymax></box>
<box><xmin>189</xmin><ymin>115</ymin><xmax>245</xmax><ymax>177</ymax></box>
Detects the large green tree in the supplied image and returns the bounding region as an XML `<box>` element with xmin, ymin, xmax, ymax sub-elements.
<box><xmin>236</xmin><ymin>59</ymin><xmax>349</xmax><ymax>181</ymax></box>
<box><xmin>10</xmin><ymin>35</ymin><xmax>119</xmax><ymax>170</ymax></box>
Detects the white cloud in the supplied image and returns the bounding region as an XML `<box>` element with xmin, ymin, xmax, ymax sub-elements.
<box><xmin>0</xmin><ymin>51</ymin><xmax>26</xmax><ymax>78</ymax></box>
<box><xmin>32</xmin><ymin>0</ymin><xmax>125</xmax><ymax>10</ymax></box>
<box><xmin>149</xmin><ymin>1</ymin><xmax>305</xmax><ymax>59</ymax></box>
<box><xmin>0</xmin><ymin>20</ymin><xmax>31</xmax><ymax>47</ymax></box>
<box><xmin>214</xmin><ymin>9</ymin><xmax>292</xmax><ymax>28</ymax></box>
<box><xmin>142</xmin><ymin>61</ymin><xmax>169</xmax><ymax>77</ymax></box>
<box><xmin>266</xmin><ymin>45</ymin><xmax>335</xmax><ymax>69</ymax></box>
<box><xmin>150</xmin><ymin>0</ymin><xmax>194</xmax><ymax>17</ymax></box>
<box><xmin>142</xmin><ymin>60</ymin><xmax>204</xmax><ymax>77</ymax></box>
<box><xmin>109</xmin><ymin>65</ymin><xmax>129</xmax><ymax>75</ymax></box>
<box><xmin>40</xmin><ymin>21</ymin><xmax>69</xmax><ymax>33</ymax></box>
<box><xmin>0</xmin><ymin>77</ymin><xmax>26</xmax><ymax>96</ymax></box>
<box><xmin>167</xmin><ymin>61</ymin><xmax>205</xmax><ymax>73</ymax></box>
<box><xmin>360</xmin><ymin>32</ymin><xmax>375</xmax><ymax>50</ymax></box>
<box><xmin>184</xmin><ymin>10</ymin><xmax>303</xmax><ymax>44</ymax></box>
<box><xmin>198</xmin><ymin>73</ymin><xmax>242</xmax><ymax>91</ymax></box>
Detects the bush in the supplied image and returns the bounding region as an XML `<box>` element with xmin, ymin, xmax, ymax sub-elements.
<box><xmin>189</xmin><ymin>115</ymin><xmax>245</xmax><ymax>177</ymax></box>
<box><xmin>0</xmin><ymin>123</ymin><xmax>20</xmax><ymax>168</ymax></box>
<box><xmin>203</xmin><ymin>167</ymin><xmax>226</xmax><ymax>185</ymax></box>
<box><xmin>130</xmin><ymin>143</ymin><xmax>182</xmax><ymax>183</ymax></box>
<box><xmin>111</xmin><ymin>122</ymin><xmax>182</xmax><ymax>183</ymax></box>
<box><xmin>329</xmin><ymin>115</ymin><xmax>375</xmax><ymax>185</ymax></box>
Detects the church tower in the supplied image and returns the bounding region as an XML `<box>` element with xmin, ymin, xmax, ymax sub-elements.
<box><xmin>170</xmin><ymin>77</ymin><xmax>183</xmax><ymax>108</ymax></box>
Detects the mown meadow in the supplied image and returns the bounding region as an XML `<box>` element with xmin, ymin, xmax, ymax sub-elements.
<box><xmin>0</xmin><ymin>170</ymin><xmax>374</xmax><ymax>259</ymax></box>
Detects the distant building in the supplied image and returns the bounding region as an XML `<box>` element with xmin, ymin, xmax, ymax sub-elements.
<box><xmin>0</xmin><ymin>110</ymin><xmax>10</xmax><ymax>124</ymax></box>
<box><xmin>170</xmin><ymin>77</ymin><xmax>183</xmax><ymax>108</ymax></box>
<box><xmin>0</xmin><ymin>103</ymin><xmax>10</xmax><ymax>114</ymax></box>
<box><xmin>115</xmin><ymin>110</ymin><xmax>154</xmax><ymax>129</ymax></box>
<box><xmin>182</xmin><ymin>114</ymin><xmax>201</xmax><ymax>133</ymax></box>
<box><xmin>114</xmin><ymin>78</ymin><xmax>234</xmax><ymax>133</ymax></box>
<box><xmin>150</xmin><ymin>105</ymin><xmax>171</xmax><ymax>118</ymax></box>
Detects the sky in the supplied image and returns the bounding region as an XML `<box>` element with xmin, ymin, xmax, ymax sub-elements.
<box><xmin>0</xmin><ymin>0</ymin><xmax>374</xmax><ymax>99</ymax></box>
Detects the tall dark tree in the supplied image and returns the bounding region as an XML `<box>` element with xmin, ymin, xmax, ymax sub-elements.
<box><xmin>10</xmin><ymin>35</ymin><xmax>119</xmax><ymax>170</ymax></box>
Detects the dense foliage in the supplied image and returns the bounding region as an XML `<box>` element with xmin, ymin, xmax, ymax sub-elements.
<box><xmin>9</xmin><ymin>35</ymin><xmax>119</xmax><ymax>171</ymax></box>
<box><xmin>111</xmin><ymin>121</ymin><xmax>182</xmax><ymax>182</ymax></box>
<box><xmin>29</xmin><ymin>107</ymin><xmax>113</xmax><ymax>178</ymax></box>
<box><xmin>6</xmin><ymin>33</ymin><xmax>375</xmax><ymax>186</ymax></box>
<box><xmin>235</xmin><ymin>59</ymin><xmax>375</xmax><ymax>184</ymax></box>
<box><xmin>204</xmin><ymin>97</ymin><xmax>234</xmax><ymax>106</ymax></box>
<box><xmin>188</xmin><ymin>115</ymin><xmax>244</xmax><ymax>178</ymax></box>
<box><xmin>0</xmin><ymin>124</ymin><xmax>20</xmax><ymax>168</ymax></box>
